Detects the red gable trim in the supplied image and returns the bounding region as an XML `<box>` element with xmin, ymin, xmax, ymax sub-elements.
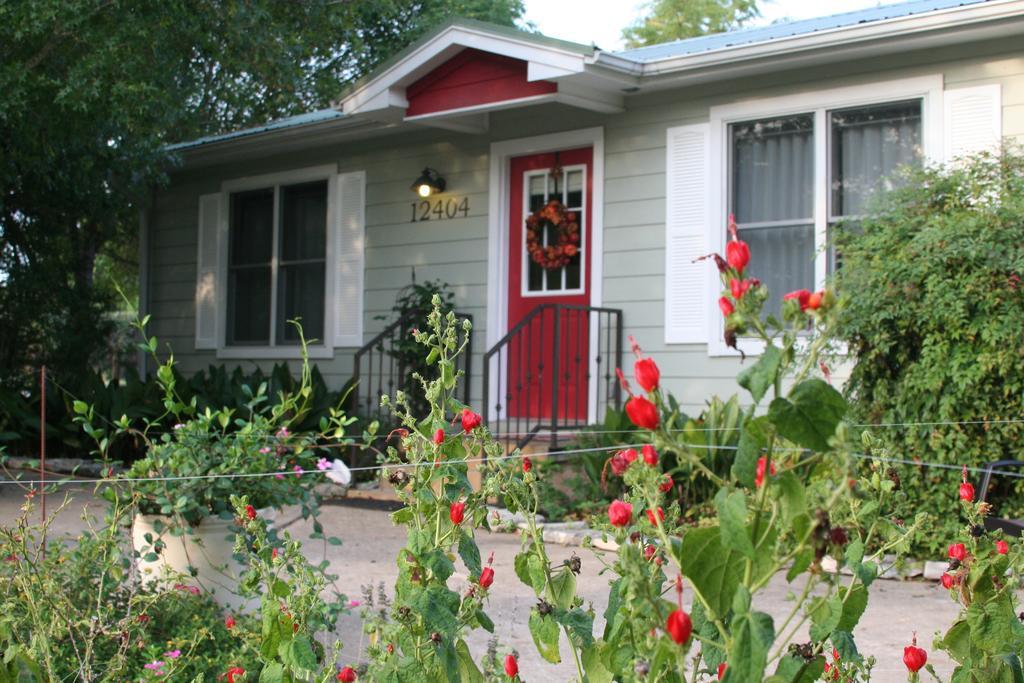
<box><xmin>406</xmin><ymin>48</ymin><xmax>557</xmax><ymax>117</ymax></box>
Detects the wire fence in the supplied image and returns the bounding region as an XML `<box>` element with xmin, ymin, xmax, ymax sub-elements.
<box><xmin>4</xmin><ymin>366</ymin><xmax>1023</xmax><ymax>491</ymax></box>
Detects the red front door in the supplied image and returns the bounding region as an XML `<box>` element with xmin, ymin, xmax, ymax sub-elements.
<box><xmin>506</xmin><ymin>147</ymin><xmax>593</xmax><ymax>421</ymax></box>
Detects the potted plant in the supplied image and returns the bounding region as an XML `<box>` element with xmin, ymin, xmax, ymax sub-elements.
<box><xmin>76</xmin><ymin>318</ymin><xmax>357</xmax><ymax>608</ymax></box>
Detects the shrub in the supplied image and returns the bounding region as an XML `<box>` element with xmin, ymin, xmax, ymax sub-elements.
<box><xmin>835</xmin><ymin>148</ymin><xmax>1024</xmax><ymax>556</ymax></box>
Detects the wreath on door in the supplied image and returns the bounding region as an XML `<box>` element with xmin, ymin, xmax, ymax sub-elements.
<box><xmin>525</xmin><ymin>199</ymin><xmax>580</xmax><ymax>271</ymax></box>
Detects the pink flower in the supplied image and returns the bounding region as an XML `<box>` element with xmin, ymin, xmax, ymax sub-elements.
<box><xmin>275</xmin><ymin>472</ymin><xmax>285</xmax><ymax>480</ymax></box>
<box><xmin>164</xmin><ymin>650</ymin><xmax>181</xmax><ymax>659</ymax></box>
<box><xmin>144</xmin><ymin>661</ymin><xmax>165</xmax><ymax>670</ymax></box>
<box><xmin>277</xmin><ymin>427</ymin><xmax>290</xmax><ymax>438</ymax></box>
<box><xmin>173</xmin><ymin>583</ymin><xmax>200</xmax><ymax>595</ymax></box>
<box><xmin>293</xmin><ymin>465</ymin><xmax>303</xmax><ymax>478</ymax></box>
<box><xmin>348</xmin><ymin>599</ymin><xmax>362</xmax><ymax>608</ymax></box>
<box><xmin>259</xmin><ymin>447</ymin><xmax>271</xmax><ymax>455</ymax></box>
<box><xmin>317</xmin><ymin>458</ymin><xmax>331</xmax><ymax>471</ymax></box>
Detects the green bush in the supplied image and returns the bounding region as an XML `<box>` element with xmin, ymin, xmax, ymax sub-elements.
<box><xmin>835</xmin><ymin>148</ymin><xmax>1024</xmax><ymax>556</ymax></box>
<box><xmin>0</xmin><ymin>361</ymin><xmax>351</xmax><ymax>463</ymax></box>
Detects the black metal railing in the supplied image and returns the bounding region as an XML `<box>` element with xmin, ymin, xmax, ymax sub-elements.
<box><xmin>482</xmin><ymin>304</ymin><xmax>623</xmax><ymax>451</ymax></box>
<box><xmin>351</xmin><ymin>311</ymin><xmax>472</xmax><ymax>425</ymax></box>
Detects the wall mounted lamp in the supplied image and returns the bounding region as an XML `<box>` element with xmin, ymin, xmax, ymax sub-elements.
<box><xmin>411</xmin><ymin>167</ymin><xmax>446</xmax><ymax>197</ymax></box>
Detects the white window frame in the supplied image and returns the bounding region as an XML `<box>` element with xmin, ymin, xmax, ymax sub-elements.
<box><xmin>217</xmin><ymin>164</ymin><xmax>338</xmax><ymax>360</ymax></box>
<box><xmin>706</xmin><ymin>75</ymin><xmax>943</xmax><ymax>357</ymax></box>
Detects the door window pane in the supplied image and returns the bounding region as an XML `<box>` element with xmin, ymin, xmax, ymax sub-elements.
<box><xmin>830</xmin><ymin>100</ymin><xmax>922</xmax><ymax>218</ymax></box>
<box><xmin>731</xmin><ymin>115</ymin><xmax>815</xmax><ymax>316</ymax></box>
<box><xmin>280</xmin><ymin>181</ymin><xmax>327</xmax><ymax>261</ymax></box>
<box><xmin>277</xmin><ymin>264</ymin><xmax>326</xmax><ymax>343</ymax></box>
<box><xmin>228</xmin><ymin>267</ymin><xmax>272</xmax><ymax>344</ymax></box>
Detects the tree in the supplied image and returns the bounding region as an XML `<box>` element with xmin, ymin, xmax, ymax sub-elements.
<box><xmin>622</xmin><ymin>0</ymin><xmax>759</xmax><ymax>48</ymax></box>
<box><xmin>0</xmin><ymin>0</ymin><xmax>524</xmax><ymax>389</ymax></box>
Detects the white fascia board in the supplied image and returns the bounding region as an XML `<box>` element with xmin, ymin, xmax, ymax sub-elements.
<box><xmin>341</xmin><ymin>25</ymin><xmax>591</xmax><ymax>116</ymax></box>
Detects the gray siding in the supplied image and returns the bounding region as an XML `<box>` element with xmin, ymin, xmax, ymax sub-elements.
<box><xmin>147</xmin><ymin>36</ymin><xmax>1024</xmax><ymax>417</ymax></box>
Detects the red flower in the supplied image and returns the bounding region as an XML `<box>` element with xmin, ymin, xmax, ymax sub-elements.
<box><xmin>337</xmin><ymin>666</ymin><xmax>357</xmax><ymax>682</ymax></box>
<box><xmin>479</xmin><ymin>566</ymin><xmax>495</xmax><ymax>589</ymax></box>
<box><xmin>226</xmin><ymin>668</ymin><xmax>246</xmax><ymax>683</ymax></box>
<box><xmin>754</xmin><ymin>456</ymin><xmax>776</xmax><ymax>488</ymax></box>
<box><xmin>634</xmin><ymin>357</ymin><xmax>660</xmax><ymax>393</ymax></box>
<box><xmin>225</xmin><ymin>614</ymin><xmax>236</xmax><ymax>630</ymax></box>
<box><xmin>717</xmin><ymin>663</ymin><xmax>727</xmax><ymax>680</ymax></box>
<box><xmin>646</xmin><ymin>508</ymin><xmax>665</xmax><ymax>525</ymax></box>
<box><xmin>449</xmin><ymin>502</ymin><xmax>465</xmax><ymax>525</ymax></box>
<box><xmin>642</xmin><ymin>444</ymin><xmax>658</xmax><ymax>467</ymax></box>
<box><xmin>608</xmin><ymin>500</ymin><xmax>633</xmax><ymax>527</ymax></box>
<box><xmin>959</xmin><ymin>482</ymin><xmax>975</xmax><ymax>502</ymax></box>
<box><xmin>504</xmin><ymin>654</ymin><xmax>518</xmax><ymax>678</ymax></box>
<box><xmin>960</xmin><ymin>466</ymin><xmax>975</xmax><ymax>502</ymax></box>
<box><xmin>245</xmin><ymin>505</ymin><xmax>256</xmax><ymax>521</ymax></box>
<box><xmin>610</xmin><ymin>449</ymin><xmax>636</xmax><ymax>476</ymax></box>
<box><xmin>948</xmin><ymin>543</ymin><xmax>967</xmax><ymax>562</ymax></box>
<box><xmin>625</xmin><ymin>396</ymin><xmax>659</xmax><ymax>430</ymax></box>
<box><xmin>996</xmin><ymin>539</ymin><xmax>1009</xmax><ymax>555</ymax></box>
<box><xmin>730</xmin><ymin>278</ymin><xmax>752</xmax><ymax>300</ymax></box>
<box><xmin>783</xmin><ymin>289</ymin><xmax>812</xmax><ymax>312</ymax></box>
<box><xmin>807</xmin><ymin>290</ymin><xmax>824</xmax><ymax>311</ymax></box>
<box><xmin>666</xmin><ymin>609</ymin><xmax>692</xmax><ymax>645</ymax></box>
<box><xmin>725</xmin><ymin>239</ymin><xmax>750</xmax><ymax>273</ymax></box>
<box><xmin>903</xmin><ymin>634</ymin><xmax>927</xmax><ymax>673</ymax></box>
<box><xmin>644</xmin><ymin>545</ymin><xmax>656</xmax><ymax>561</ymax></box>
<box><xmin>522</xmin><ymin>456</ymin><xmax>532</xmax><ymax>473</ymax></box>
<box><xmin>433</xmin><ymin>428</ymin><xmax>445</xmax><ymax>446</ymax></box>
<box><xmin>461</xmin><ymin>409</ymin><xmax>482</xmax><ymax>432</ymax></box>
<box><xmin>940</xmin><ymin>573</ymin><xmax>955</xmax><ymax>589</ymax></box>
<box><xmin>659</xmin><ymin>475</ymin><xmax>673</xmax><ymax>493</ymax></box>
<box><xmin>718</xmin><ymin>296</ymin><xmax>735</xmax><ymax>318</ymax></box>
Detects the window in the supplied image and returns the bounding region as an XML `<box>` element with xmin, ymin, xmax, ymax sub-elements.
<box><xmin>227</xmin><ymin>180</ymin><xmax>327</xmax><ymax>346</ymax></box>
<box><xmin>727</xmin><ymin>99</ymin><xmax>923</xmax><ymax>315</ymax></box>
<box><xmin>523</xmin><ymin>166</ymin><xmax>586</xmax><ymax>294</ymax></box>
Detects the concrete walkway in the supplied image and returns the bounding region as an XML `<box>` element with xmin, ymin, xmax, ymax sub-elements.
<box><xmin>3</xmin><ymin>484</ymin><xmax>961</xmax><ymax>682</ymax></box>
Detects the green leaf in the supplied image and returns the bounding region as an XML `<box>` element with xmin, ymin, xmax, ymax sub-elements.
<box><xmin>830</xmin><ymin>630</ymin><xmax>860</xmax><ymax>662</ymax></box>
<box><xmin>836</xmin><ymin>585</ymin><xmax>868</xmax><ymax>633</ymax></box>
<box><xmin>672</xmin><ymin>526</ymin><xmax>742</xmax><ymax>618</ymax></box>
<box><xmin>728</xmin><ymin>609</ymin><xmax>775</xmax><ymax>682</ymax></box>
<box><xmin>938</xmin><ymin>619</ymin><xmax>972</xmax><ymax>663</ymax></box>
<box><xmin>548</xmin><ymin>566</ymin><xmax>577</xmax><ymax>610</ymax></box>
<box><xmin>715</xmin><ymin>488</ymin><xmax>755</xmax><ymax>559</ymax></box>
<box><xmin>529</xmin><ymin>611</ymin><xmax>562</xmax><ymax>663</ymax></box>
<box><xmin>554</xmin><ymin>608</ymin><xmax>594</xmax><ymax>647</ymax></box>
<box><xmin>423</xmin><ymin>549</ymin><xmax>455</xmax><ymax>582</ymax></box>
<box><xmin>772</xmin><ymin>654</ymin><xmax>826</xmax><ymax>683</ymax></box>
<box><xmin>259</xmin><ymin>663</ymin><xmax>284</xmax><ymax>683</ymax></box>
<box><xmin>733</xmin><ymin>416</ymin><xmax>770</xmax><ymax>488</ymax></box>
<box><xmin>581</xmin><ymin>645</ymin><xmax>614</xmax><ymax>683</ymax></box>
<box><xmin>772</xmin><ymin>471</ymin><xmax>809</xmax><ymax>538</ymax></box>
<box><xmin>456</xmin><ymin>640</ymin><xmax>485</xmax><ymax>683</ymax></box>
<box><xmin>767</xmin><ymin>379</ymin><xmax>847</xmax><ymax>451</ymax></box>
<box><xmin>738</xmin><ymin>344</ymin><xmax>783</xmax><ymax>404</ymax></box>
<box><xmin>808</xmin><ymin>595</ymin><xmax>843</xmax><ymax>642</ymax></box>
<box><xmin>514</xmin><ymin>551</ymin><xmax>546</xmax><ymax>595</ymax></box>
<box><xmin>289</xmin><ymin>634</ymin><xmax>318</xmax><ymax>671</ymax></box>
<box><xmin>457</xmin><ymin>531</ymin><xmax>481</xmax><ymax>576</ymax></box>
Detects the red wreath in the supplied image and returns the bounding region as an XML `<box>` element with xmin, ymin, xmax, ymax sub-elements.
<box><xmin>525</xmin><ymin>199</ymin><xmax>580</xmax><ymax>270</ymax></box>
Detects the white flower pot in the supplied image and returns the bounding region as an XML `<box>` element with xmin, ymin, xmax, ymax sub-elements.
<box><xmin>132</xmin><ymin>508</ymin><xmax>276</xmax><ymax>611</ymax></box>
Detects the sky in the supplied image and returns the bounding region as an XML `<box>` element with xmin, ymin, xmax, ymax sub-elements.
<box><xmin>522</xmin><ymin>0</ymin><xmax>900</xmax><ymax>51</ymax></box>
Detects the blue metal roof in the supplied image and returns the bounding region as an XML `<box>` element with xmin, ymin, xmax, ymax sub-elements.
<box><xmin>166</xmin><ymin>108</ymin><xmax>346</xmax><ymax>151</ymax></box>
<box><xmin>614</xmin><ymin>0</ymin><xmax>994</xmax><ymax>62</ymax></box>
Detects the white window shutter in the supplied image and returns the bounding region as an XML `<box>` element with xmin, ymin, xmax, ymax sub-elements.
<box><xmin>664</xmin><ymin>123</ymin><xmax>710</xmax><ymax>344</ymax></box>
<box><xmin>195</xmin><ymin>193</ymin><xmax>221</xmax><ymax>350</ymax></box>
<box><xmin>944</xmin><ymin>84</ymin><xmax>1002</xmax><ymax>162</ymax></box>
<box><xmin>332</xmin><ymin>171</ymin><xmax>366</xmax><ymax>347</ymax></box>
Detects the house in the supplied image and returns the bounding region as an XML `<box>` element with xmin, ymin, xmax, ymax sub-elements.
<box><xmin>146</xmin><ymin>0</ymin><xmax>1024</xmax><ymax>444</ymax></box>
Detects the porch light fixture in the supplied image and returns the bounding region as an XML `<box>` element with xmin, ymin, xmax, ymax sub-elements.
<box><xmin>411</xmin><ymin>167</ymin><xmax>446</xmax><ymax>197</ymax></box>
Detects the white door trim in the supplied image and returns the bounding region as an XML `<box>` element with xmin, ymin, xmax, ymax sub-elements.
<box><xmin>486</xmin><ymin>126</ymin><xmax>605</xmax><ymax>421</ymax></box>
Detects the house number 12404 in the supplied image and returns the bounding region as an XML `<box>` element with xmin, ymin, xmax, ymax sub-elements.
<box><xmin>410</xmin><ymin>197</ymin><xmax>470</xmax><ymax>222</ymax></box>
